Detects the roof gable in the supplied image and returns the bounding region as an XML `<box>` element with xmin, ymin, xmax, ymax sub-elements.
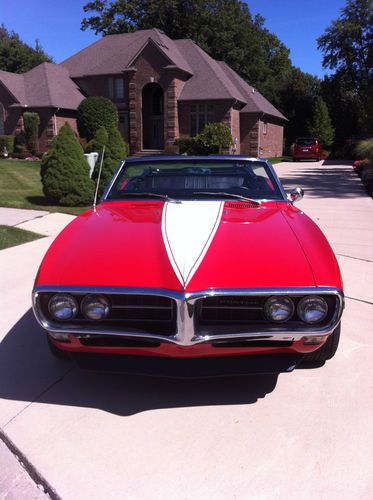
<box><xmin>61</xmin><ymin>29</ymin><xmax>192</xmax><ymax>77</ymax></box>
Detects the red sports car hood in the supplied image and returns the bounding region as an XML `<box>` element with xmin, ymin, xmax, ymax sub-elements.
<box><xmin>36</xmin><ymin>200</ymin><xmax>323</xmax><ymax>291</ymax></box>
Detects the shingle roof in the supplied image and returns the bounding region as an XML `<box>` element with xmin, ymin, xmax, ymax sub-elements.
<box><xmin>0</xmin><ymin>63</ymin><xmax>84</xmax><ymax>110</ymax></box>
<box><xmin>61</xmin><ymin>29</ymin><xmax>193</xmax><ymax>77</ymax></box>
<box><xmin>174</xmin><ymin>40</ymin><xmax>246</xmax><ymax>102</ymax></box>
<box><xmin>217</xmin><ymin>61</ymin><xmax>287</xmax><ymax>120</ymax></box>
<box><xmin>0</xmin><ymin>70</ymin><xmax>26</xmax><ymax>103</ymax></box>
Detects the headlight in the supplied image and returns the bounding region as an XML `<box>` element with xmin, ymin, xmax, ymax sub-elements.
<box><xmin>81</xmin><ymin>294</ymin><xmax>110</xmax><ymax>320</ymax></box>
<box><xmin>297</xmin><ymin>296</ymin><xmax>328</xmax><ymax>324</ymax></box>
<box><xmin>264</xmin><ymin>296</ymin><xmax>294</xmax><ymax>322</ymax></box>
<box><xmin>48</xmin><ymin>294</ymin><xmax>78</xmax><ymax>321</ymax></box>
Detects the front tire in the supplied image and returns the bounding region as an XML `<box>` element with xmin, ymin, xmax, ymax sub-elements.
<box><xmin>301</xmin><ymin>324</ymin><xmax>341</xmax><ymax>365</ymax></box>
<box><xmin>47</xmin><ymin>334</ymin><xmax>70</xmax><ymax>359</ymax></box>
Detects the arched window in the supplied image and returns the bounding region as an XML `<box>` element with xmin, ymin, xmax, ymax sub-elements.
<box><xmin>0</xmin><ymin>103</ymin><xmax>5</xmax><ymax>135</ymax></box>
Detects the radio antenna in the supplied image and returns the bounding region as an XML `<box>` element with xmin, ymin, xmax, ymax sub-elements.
<box><xmin>93</xmin><ymin>145</ymin><xmax>105</xmax><ymax>212</ymax></box>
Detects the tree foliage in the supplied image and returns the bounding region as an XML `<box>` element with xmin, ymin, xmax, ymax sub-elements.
<box><xmin>41</xmin><ymin>123</ymin><xmax>94</xmax><ymax>206</ymax></box>
<box><xmin>318</xmin><ymin>0</ymin><xmax>373</xmax><ymax>134</ymax></box>
<box><xmin>0</xmin><ymin>25</ymin><xmax>52</xmax><ymax>73</ymax></box>
<box><xmin>23</xmin><ymin>112</ymin><xmax>40</xmax><ymax>153</ymax></box>
<box><xmin>77</xmin><ymin>96</ymin><xmax>119</xmax><ymax>140</ymax></box>
<box><xmin>308</xmin><ymin>97</ymin><xmax>335</xmax><ymax>147</ymax></box>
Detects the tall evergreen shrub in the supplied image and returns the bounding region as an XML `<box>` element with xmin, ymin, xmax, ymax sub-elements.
<box><xmin>23</xmin><ymin>112</ymin><xmax>40</xmax><ymax>153</ymax></box>
<box><xmin>308</xmin><ymin>97</ymin><xmax>335</xmax><ymax>147</ymax></box>
<box><xmin>41</xmin><ymin>123</ymin><xmax>94</xmax><ymax>206</ymax></box>
<box><xmin>92</xmin><ymin>126</ymin><xmax>128</xmax><ymax>196</ymax></box>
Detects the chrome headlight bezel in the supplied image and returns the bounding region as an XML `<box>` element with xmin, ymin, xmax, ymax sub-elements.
<box><xmin>264</xmin><ymin>296</ymin><xmax>295</xmax><ymax>323</ymax></box>
<box><xmin>297</xmin><ymin>295</ymin><xmax>328</xmax><ymax>324</ymax></box>
<box><xmin>48</xmin><ymin>294</ymin><xmax>78</xmax><ymax>321</ymax></box>
<box><xmin>81</xmin><ymin>294</ymin><xmax>111</xmax><ymax>321</ymax></box>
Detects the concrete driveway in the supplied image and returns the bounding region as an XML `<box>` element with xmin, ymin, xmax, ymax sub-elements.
<box><xmin>0</xmin><ymin>161</ymin><xmax>372</xmax><ymax>499</ymax></box>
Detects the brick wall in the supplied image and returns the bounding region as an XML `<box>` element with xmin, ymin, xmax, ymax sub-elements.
<box><xmin>259</xmin><ymin>118</ymin><xmax>284</xmax><ymax>157</ymax></box>
<box><xmin>240</xmin><ymin>114</ymin><xmax>259</xmax><ymax>156</ymax></box>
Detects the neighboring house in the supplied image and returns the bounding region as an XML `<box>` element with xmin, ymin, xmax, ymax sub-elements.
<box><xmin>0</xmin><ymin>29</ymin><xmax>286</xmax><ymax>156</ymax></box>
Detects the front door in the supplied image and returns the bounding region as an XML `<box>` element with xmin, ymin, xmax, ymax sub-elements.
<box><xmin>142</xmin><ymin>83</ymin><xmax>164</xmax><ymax>150</ymax></box>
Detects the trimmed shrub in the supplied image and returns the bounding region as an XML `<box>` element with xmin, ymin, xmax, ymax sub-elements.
<box><xmin>176</xmin><ymin>122</ymin><xmax>233</xmax><ymax>155</ymax></box>
<box><xmin>77</xmin><ymin>97</ymin><xmax>118</xmax><ymax>140</ymax></box>
<box><xmin>355</xmin><ymin>138</ymin><xmax>373</xmax><ymax>161</ymax></box>
<box><xmin>23</xmin><ymin>112</ymin><xmax>40</xmax><ymax>153</ymax></box>
<box><xmin>198</xmin><ymin>122</ymin><xmax>233</xmax><ymax>154</ymax></box>
<box><xmin>0</xmin><ymin>135</ymin><xmax>15</xmax><ymax>153</ymax></box>
<box><xmin>92</xmin><ymin>126</ymin><xmax>128</xmax><ymax>196</ymax></box>
<box><xmin>175</xmin><ymin>137</ymin><xmax>201</xmax><ymax>155</ymax></box>
<box><xmin>41</xmin><ymin>123</ymin><xmax>94</xmax><ymax>206</ymax></box>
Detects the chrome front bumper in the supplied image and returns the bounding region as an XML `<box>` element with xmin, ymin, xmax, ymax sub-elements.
<box><xmin>32</xmin><ymin>286</ymin><xmax>344</xmax><ymax>347</ymax></box>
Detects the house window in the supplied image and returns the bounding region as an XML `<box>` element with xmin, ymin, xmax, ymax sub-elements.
<box><xmin>263</xmin><ymin>122</ymin><xmax>268</xmax><ymax>135</ymax></box>
<box><xmin>108</xmin><ymin>78</ymin><xmax>124</xmax><ymax>99</ymax></box>
<box><xmin>190</xmin><ymin>103</ymin><xmax>213</xmax><ymax>136</ymax></box>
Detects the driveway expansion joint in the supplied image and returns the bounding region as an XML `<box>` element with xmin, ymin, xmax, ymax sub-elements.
<box><xmin>345</xmin><ymin>296</ymin><xmax>373</xmax><ymax>306</ymax></box>
<box><xmin>336</xmin><ymin>253</ymin><xmax>373</xmax><ymax>264</ymax></box>
<box><xmin>3</xmin><ymin>366</ymin><xmax>75</xmax><ymax>429</ymax></box>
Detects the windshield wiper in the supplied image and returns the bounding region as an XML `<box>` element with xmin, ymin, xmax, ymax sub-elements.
<box><xmin>192</xmin><ymin>191</ymin><xmax>260</xmax><ymax>204</ymax></box>
<box><xmin>117</xmin><ymin>192</ymin><xmax>179</xmax><ymax>203</ymax></box>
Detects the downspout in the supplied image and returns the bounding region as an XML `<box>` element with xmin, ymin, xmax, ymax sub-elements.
<box><xmin>53</xmin><ymin>108</ymin><xmax>60</xmax><ymax>136</ymax></box>
<box><xmin>257</xmin><ymin>112</ymin><xmax>265</xmax><ymax>157</ymax></box>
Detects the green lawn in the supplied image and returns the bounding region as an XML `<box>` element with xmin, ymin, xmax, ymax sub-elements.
<box><xmin>0</xmin><ymin>159</ymin><xmax>88</xmax><ymax>215</ymax></box>
<box><xmin>267</xmin><ymin>156</ymin><xmax>292</xmax><ymax>164</ymax></box>
<box><xmin>0</xmin><ymin>225</ymin><xmax>44</xmax><ymax>250</ymax></box>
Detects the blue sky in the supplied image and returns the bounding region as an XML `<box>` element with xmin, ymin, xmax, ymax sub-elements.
<box><xmin>2</xmin><ymin>0</ymin><xmax>346</xmax><ymax>77</ymax></box>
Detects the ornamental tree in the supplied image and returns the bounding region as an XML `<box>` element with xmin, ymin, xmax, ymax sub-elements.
<box><xmin>308</xmin><ymin>97</ymin><xmax>335</xmax><ymax>147</ymax></box>
<box><xmin>41</xmin><ymin>123</ymin><xmax>94</xmax><ymax>206</ymax></box>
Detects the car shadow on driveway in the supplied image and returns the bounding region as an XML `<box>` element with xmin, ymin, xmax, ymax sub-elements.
<box><xmin>279</xmin><ymin>164</ymin><xmax>366</xmax><ymax>199</ymax></box>
<box><xmin>0</xmin><ymin>310</ymin><xmax>279</xmax><ymax>417</ymax></box>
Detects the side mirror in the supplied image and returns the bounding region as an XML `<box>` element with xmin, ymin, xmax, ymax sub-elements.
<box><xmin>289</xmin><ymin>187</ymin><xmax>304</xmax><ymax>203</ymax></box>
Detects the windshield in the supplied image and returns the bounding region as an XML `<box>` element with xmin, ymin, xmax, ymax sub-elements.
<box><xmin>105</xmin><ymin>160</ymin><xmax>284</xmax><ymax>201</ymax></box>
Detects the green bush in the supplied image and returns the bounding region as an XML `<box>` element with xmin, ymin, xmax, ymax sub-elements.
<box><xmin>176</xmin><ymin>122</ymin><xmax>233</xmax><ymax>155</ymax></box>
<box><xmin>92</xmin><ymin>126</ymin><xmax>128</xmax><ymax>196</ymax></box>
<box><xmin>198</xmin><ymin>122</ymin><xmax>233</xmax><ymax>154</ymax></box>
<box><xmin>41</xmin><ymin>123</ymin><xmax>94</xmax><ymax>206</ymax></box>
<box><xmin>23</xmin><ymin>112</ymin><xmax>40</xmax><ymax>153</ymax></box>
<box><xmin>85</xmin><ymin>126</ymin><xmax>108</xmax><ymax>154</ymax></box>
<box><xmin>0</xmin><ymin>135</ymin><xmax>15</xmax><ymax>153</ymax></box>
<box><xmin>355</xmin><ymin>138</ymin><xmax>373</xmax><ymax>160</ymax></box>
<box><xmin>176</xmin><ymin>137</ymin><xmax>202</xmax><ymax>155</ymax></box>
<box><xmin>77</xmin><ymin>97</ymin><xmax>118</xmax><ymax>140</ymax></box>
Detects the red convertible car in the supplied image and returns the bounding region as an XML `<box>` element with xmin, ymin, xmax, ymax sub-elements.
<box><xmin>32</xmin><ymin>156</ymin><xmax>343</xmax><ymax>375</ymax></box>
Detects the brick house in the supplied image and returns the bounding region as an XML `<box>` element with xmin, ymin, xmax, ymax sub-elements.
<box><xmin>0</xmin><ymin>29</ymin><xmax>286</xmax><ymax>156</ymax></box>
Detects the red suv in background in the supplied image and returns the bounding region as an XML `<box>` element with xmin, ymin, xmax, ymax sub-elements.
<box><xmin>293</xmin><ymin>137</ymin><xmax>321</xmax><ymax>162</ymax></box>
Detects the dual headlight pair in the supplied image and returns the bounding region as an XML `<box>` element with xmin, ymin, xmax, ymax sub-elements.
<box><xmin>48</xmin><ymin>293</ymin><xmax>328</xmax><ymax>325</ymax></box>
<box><xmin>264</xmin><ymin>295</ymin><xmax>328</xmax><ymax>324</ymax></box>
<box><xmin>48</xmin><ymin>294</ymin><xmax>110</xmax><ymax>321</ymax></box>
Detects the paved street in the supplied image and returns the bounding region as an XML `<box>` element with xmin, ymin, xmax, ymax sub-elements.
<box><xmin>0</xmin><ymin>160</ymin><xmax>372</xmax><ymax>499</ymax></box>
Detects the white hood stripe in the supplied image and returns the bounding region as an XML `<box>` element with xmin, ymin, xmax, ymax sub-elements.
<box><xmin>162</xmin><ymin>201</ymin><xmax>224</xmax><ymax>288</ymax></box>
